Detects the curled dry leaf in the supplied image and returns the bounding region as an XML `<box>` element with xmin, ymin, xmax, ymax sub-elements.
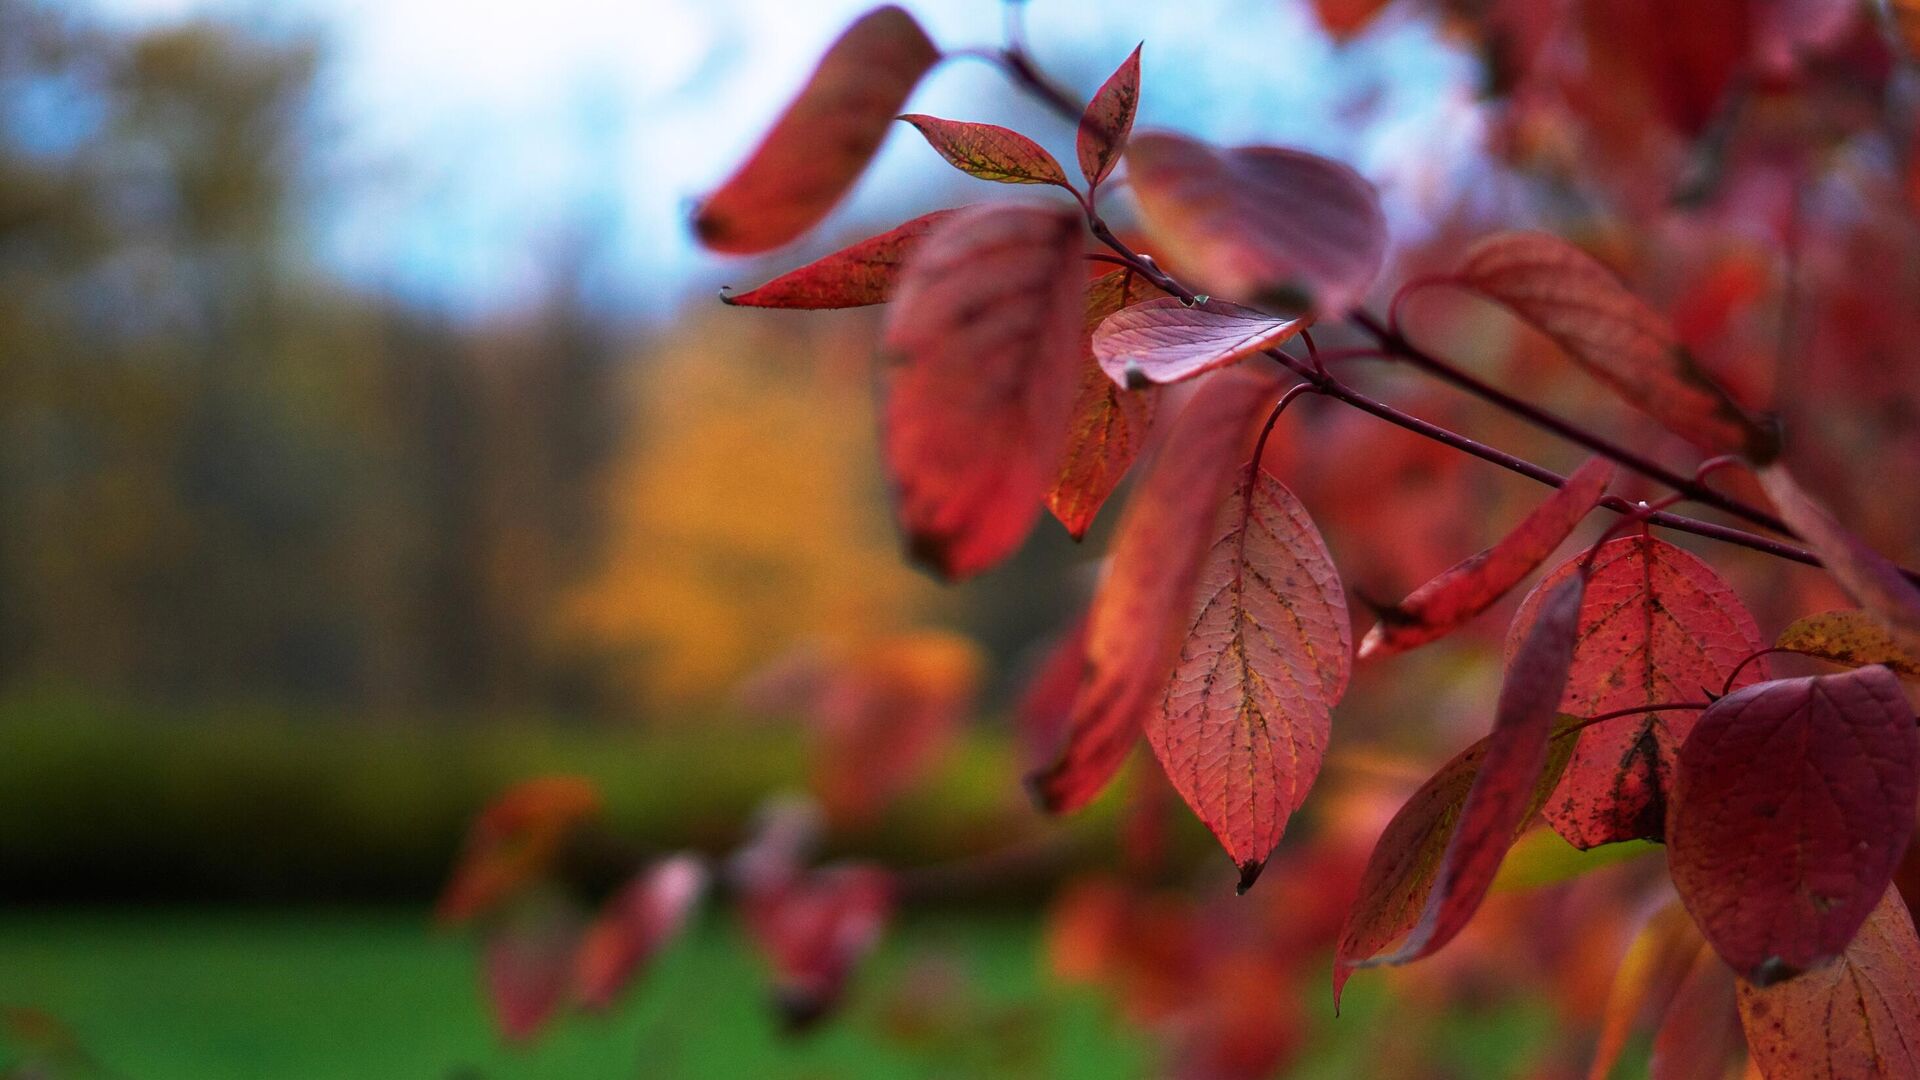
<box><xmin>693</xmin><ymin>6</ymin><xmax>938</xmax><ymax>253</ymax></box>
<box><xmin>1093</xmin><ymin>297</ymin><xmax>1310</xmax><ymax>388</ymax></box>
<box><xmin>1076</xmin><ymin>44</ymin><xmax>1142</xmax><ymax>188</ymax></box>
<box><xmin>1776</xmin><ymin>609</ymin><xmax>1920</xmax><ymax>678</ymax></box>
<box><xmin>1126</xmin><ymin>130</ymin><xmax>1387</xmax><ymax>315</ymax></box>
<box><xmin>1508</xmin><ymin>536</ymin><xmax>1768</xmax><ymax>849</ymax></box>
<box><xmin>1667</xmin><ymin>666</ymin><xmax>1920</xmax><ymax>984</ymax></box>
<box><xmin>1360</xmin><ymin>456</ymin><xmax>1615</xmax><ymax>661</ymax></box>
<box><xmin>1452</xmin><ymin>231</ymin><xmax>1779</xmax><ymax>460</ymax></box>
<box><xmin>574</xmin><ymin>855</ymin><xmax>709</xmax><ymax>1011</ymax></box>
<box><xmin>1759</xmin><ymin>463</ymin><xmax>1920</xmax><ymax>646</ymax></box>
<box><xmin>1047</xmin><ymin>269</ymin><xmax>1165</xmax><ymax>540</ymax></box>
<box><xmin>880</xmin><ymin>202</ymin><xmax>1086</xmax><ymax>579</ymax></box>
<box><xmin>720</xmin><ymin>210</ymin><xmax>958</xmax><ymax>309</ymax></box>
<box><xmin>1150</xmin><ymin>466</ymin><xmax>1349</xmax><ymax>887</ymax></box>
<box><xmin>898</xmin><ymin>115</ymin><xmax>1072</xmax><ymax>187</ymax></box>
<box><xmin>1736</xmin><ymin>886</ymin><xmax>1920</xmax><ymax>1080</ymax></box>
<box><xmin>1029</xmin><ymin>369</ymin><xmax>1282</xmax><ymax>815</ymax></box>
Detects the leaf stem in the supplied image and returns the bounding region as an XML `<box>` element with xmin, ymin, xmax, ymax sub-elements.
<box><xmin>1558</xmin><ymin>702</ymin><xmax>1713</xmax><ymax>739</ymax></box>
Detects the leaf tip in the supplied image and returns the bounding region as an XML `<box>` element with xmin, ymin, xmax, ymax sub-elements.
<box><xmin>1235</xmin><ymin>859</ymin><xmax>1267</xmax><ymax>894</ymax></box>
<box><xmin>1746</xmin><ymin>955</ymin><xmax>1803</xmax><ymax>988</ymax></box>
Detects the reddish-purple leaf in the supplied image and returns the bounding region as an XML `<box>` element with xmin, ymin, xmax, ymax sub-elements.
<box><xmin>1016</xmin><ymin>614</ymin><xmax>1090</xmax><ymax>774</ymax></box>
<box><xmin>1451</xmin><ymin>231</ymin><xmax>1779</xmax><ymax>459</ymax></box>
<box><xmin>1077</xmin><ymin>45</ymin><xmax>1142</xmax><ymax>188</ymax></box>
<box><xmin>483</xmin><ymin>899</ymin><xmax>585</xmax><ymax>1044</ymax></box>
<box><xmin>1508</xmin><ymin>536</ymin><xmax>1769</xmax><ymax>849</ymax></box>
<box><xmin>1028</xmin><ymin>369</ymin><xmax>1282</xmax><ymax>814</ymax></box>
<box><xmin>879</xmin><ymin>202</ymin><xmax>1086</xmax><ymax>579</ymax></box>
<box><xmin>1126</xmin><ymin>130</ymin><xmax>1386</xmax><ymax>315</ymax></box>
<box><xmin>1760</xmin><ymin>464</ymin><xmax>1920</xmax><ymax>647</ymax></box>
<box><xmin>1093</xmin><ymin>297</ymin><xmax>1310</xmax><ymax>388</ymax></box>
<box><xmin>720</xmin><ymin>210</ymin><xmax>958</xmax><ymax>309</ymax></box>
<box><xmin>899</xmin><ymin>115</ymin><xmax>1072</xmax><ymax>187</ymax></box>
<box><xmin>1668</xmin><ymin>667</ymin><xmax>1920</xmax><ymax>984</ymax></box>
<box><xmin>740</xmin><ymin>864</ymin><xmax>896</xmax><ymax>1032</ymax></box>
<box><xmin>1150</xmin><ymin>466</ymin><xmax>1350</xmax><ymax>887</ymax></box>
<box><xmin>1360</xmin><ymin>456</ymin><xmax>1615</xmax><ymax>660</ymax></box>
<box><xmin>1776</xmin><ymin>610</ymin><xmax>1920</xmax><ymax>679</ymax></box>
<box><xmin>1736</xmin><ymin>885</ymin><xmax>1920</xmax><ymax>1079</ymax></box>
<box><xmin>574</xmin><ymin>855</ymin><xmax>709</xmax><ymax>1011</ymax></box>
<box><xmin>693</xmin><ymin>7</ymin><xmax>939</xmax><ymax>254</ymax></box>
<box><xmin>1047</xmin><ymin>269</ymin><xmax>1164</xmax><ymax>540</ymax></box>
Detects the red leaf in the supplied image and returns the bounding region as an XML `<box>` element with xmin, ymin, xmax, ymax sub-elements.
<box><xmin>483</xmin><ymin>899</ymin><xmax>585</xmax><ymax>1044</ymax></box>
<box><xmin>1359</xmin><ymin>456</ymin><xmax>1615</xmax><ymax>661</ymax></box>
<box><xmin>574</xmin><ymin>855</ymin><xmax>709</xmax><ymax>1011</ymax></box>
<box><xmin>692</xmin><ymin>7</ymin><xmax>939</xmax><ymax>254</ymax></box>
<box><xmin>437</xmin><ymin>776</ymin><xmax>603</xmax><ymax>926</ymax></box>
<box><xmin>1093</xmin><ymin>297</ymin><xmax>1310</xmax><ymax>388</ymax></box>
<box><xmin>879</xmin><ymin>202</ymin><xmax>1086</xmax><ymax>579</ymax></box>
<box><xmin>806</xmin><ymin>632</ymin><xmax>983</xmax><ymax>823</ymax></box>
<box><xmin>1759</xmin><ymin>464</ymin><xmax>1920</xmax><ymax>647</ymax></box>
<box><xmin>1648</xmin><ymin>943</ymin><xmax>1744</xmax><ymax>1080</ymax></box>
<box><xmin>1589</xmin><ymin>901</ymin><xmax>1711</xmax><ymax>1080</ymax></box>
<box><xmin>741</xmin><ymin>864</ymin><xmax>896</xmax><ymax>1032</ymax></box>
<box><xmin>1312</xmin><ymin>0</ymin><xmax>1396</xmax><ymax>39</ymax></box>
<box><xmin>1047</xmin><ymin>269</ymin><xmax>1164</xmax><ymax>540</ymax></box>
<box><xmin>1016</xmin><ymin>615</ymin><xmax>1090</xmax><ymax>773</ymax></box>
<box><xmin>1028</xmin><ymin>369</ymin><xmax>1282</xmax><ymax>814</ymax></box>
<box><xmin>1077</xmin><ymin>45</ymin><xmax>1141</xmax><ymax>188</ymax></box>
<box><xmin>1452</xmin><ymin>232</ymin><xmax>1779</xmax><ymax>460</ymax></box>
<box><xmin>1125</xmin><ymin>131</ymin><xmax>1386</xmax><ymax>315</ymax></box>
<box><xmin>1149</xmin><ymin>466</ymin><xmax>1350</xmax><ymax>886</ymax></box>
<box><xmin>1776</xmin><ymin>610</ymin><xmax>1920</xmax><ymax>679</ymax></box>
<box><xmin>1508</xmin><ymin>536</ymin><xmax>1768</xmax><ymax>849</ymax></box>
<box><xmin>720</xmin><ymin>210</ymin><xmax>958</xmax><ymax>309</ymax></box>
<box><xmin>899</xmin><ymin>115</ymin><xmax>1071</xmax><ymax>187</ymax></box>
<box><xmin>1736</xmin><ymin>886</ymin><xmax>1920</xmax><ymax>1079</ymax></box>
<box><xmin>1668</xmin><ymin>667</ymin><xmax>1920</xmax><ymax>983</ymax></box>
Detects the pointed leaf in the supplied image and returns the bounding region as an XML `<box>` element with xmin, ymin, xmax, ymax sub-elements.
<box><xmin>1668</xmin><ymin>667</ymin><xmax>1920</xmax><ymax>983</ymax></box>
<box><xmin>1776</xmin><ymin>610</ymin><xmax>1920</xmax><ymax>678</ymax></box>
<box><xmin>1047</xmin><ymin>269</ymin><xmax>1164</xmax><ymax>540</ymax></box>
<box><xmin>1016</xmin><ymin>615</ymin><xmax>1091</xmax><ymax>772</ymax></box>
<box><xmin>1360</xmin><ymin>456</ymin><xmax>1615</xmax><ymax>660</ymax></box>
<box><xmin>1452</xmin><ymin>232</ymin><xmax>1778</xmax><ymax>460</ymax></box>
<box><xmin>1508</xmin><ymin>536</ymin><xmax>1768</xmax><ymax>849</ymax></box>
<box><xmin>1029</xmin><ymin>369</ymin><xmax>1281</xmax><ymax>814</ymax></box>
<box><xmin>693</xmin><ymin>7</ymin><xmax>939</xmax><ymax>253</ymax></box>
<box><xmin>1093</xmin><ymin>297</ymin><xmax>1310</xmax><ymax>388</ymax></box>
<box><xmin>1077</xmin><ymin>45</ymin><xmax>1141</xmax><ymax>188</ymax></box>
<box><xmin>721</xmin><ymin>210</ymin><xmax>959</xmax><ymax>308</ymax></box>
<box><xmin>1589</xmin><ymin>901</ymin><xmax>1711</xmax><ymax>1080</ymax></box>
<box><xmin>1126</xmin><ymin>131</ymin><xmax>1386</xmax><ymax>315</ymax></box>
<box><xmin>879</xmin><ymin>202</ymin><xmax>1086</xmax><ymax>579</ymax></box>
<box><xmin>1736</xmin><ymin>886</ymin><xmax>1920</xmax><ymax>1079</ymax></box>
<box><xmin>899</xmin><ymin>115</ymin><xmax>1072</xmax><ymax>187</ymax></box>
<box><xmin>740</xmin><ymin>864</ymin><xmax>896</xmax><ymax>1032</ymax></box>
<box><xmin>1649</xmin><ymin>944</ymin><xmax>1744</xmax><ymax>1080</ymax></box>
<box><xmin>1759</xmin><ymin>464</ymin><xmax>1920</xmax><ymax>646</ymax></box>
<box><xmin>483</xmin><ymin>899</ymin><xmax>585</xmax><ymax>1044</ymax></box>
<box><xmin>574</xmin><ymin>855</ymin><xmax>708</xmax><ymax>1011</ymax></box>
<box><xmin>1150</xmin><ymin>467</ymin><xmax>1350</xmax><ymax>885</ymax></box>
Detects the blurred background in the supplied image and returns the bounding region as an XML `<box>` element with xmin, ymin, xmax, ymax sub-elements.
<box><xmin>2</xmin><ymin>0</ymin><xmax>1917</xmax><ymax>1076</ymax></box>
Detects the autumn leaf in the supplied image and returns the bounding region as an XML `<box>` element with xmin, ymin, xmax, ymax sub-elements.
<box><xmin>1359</xmin><ymin>456</ymin><xmax>1615</xmax><ymax>660</ymax></box>
<box><xmin>720</xmin><ymin>210</ymin><xmax>959</xmax><ymax>308</ymax></box>
<box><xmin>1508</xmin><ymin>536</ymin><xmax>1768</xmax><ymax>849</ymax></box>
<box><xmin>1648</xmin><ymin>944</ymin><xmax>1744</xmax><ymax>1080</ymax></box>
<box><xmin>1077</xmin><ymin>45</ymin><xmax>1141</xmax><ymax>188</ymax></box>
<box><xmin>1451</xmin><ymin>231</ymin><xmax>1779</xmax><ymax>460</ymax></box>
<box><xmin>437</xmin><ymin>776</ymin><xmax>603</xmax><ymax>926</ymax></box>
<box><xmin>483</xmin><ymin>897</ymin><xmax>585</xmax><ymax>1044</ymax></box>
<box><xmin>899</xmin><ymin>115</ymin><xmax>1073</xmax><ymax>187</ymax></box>
<box><xmin>1047</xmin><ymin>269</ymin><xmax>1165</xmax><ymax>540</ymax></box>
<box><xmin>1312</xmin><ymin>0</ymin><xmax>1396</xmax><ymax>39</ymax></box>
<box><xmin>1029</xmin><ymin>369</ymin><xmax>1282</xmax><ymax>815</ymax></box>
<box><xmin>740</xmin><ymin>863</ymin><xmax>896</xmax><ymax>1032</ymax></box>
<box><xmin>1776</xmin><ymin>610</ymin><xmax>1920</xmax><ymax>678</ymax></box>
<box><xmin>1736</xmin><ymin>886</ymin><xmax>1920</xmax><ymax>1079</ymax></box>
<box><xmin>1882</xmin><ymin>0</ymin><xmax>1920</xmax><ymax>58</ymax></box>
<box><xmin>1589</xmin><ymin>901</ymin><xmax>1710</xmax><ymax>1080</ymax></box>
<box><xmin>1016</xmin><ymin>614</ymin><xmax>1090</xmax><ymax>773</ymax></box>
<box><xmin>1149</xmin><ymin>466</ymin><xmax>1350</xmax><ymax>888</ymax></box>
<box><xmin>879</xmin><ymin>202</ymin><xmax>1086</xmax><ymax>579</ymax></box>
<box><xmin>1126</xmin><ymin>130</ymin><xmax>1387</xmax><ymax>315</ymax></box>
<box><xmin>574</xmin><ymin>855</ymin><xmax>709</xmax><ymax>1011</ymax></box>
<box><xmin>693</xmin><ymin>7</ymin><xmax>939</xmax><ymax>254</ymax></box>
<box><xmin>1093</xmin><ymin>297</ymin><xmax>1310</xmax><ymax>388</ymax></box>
<box><xmin>1667</xmin><ymin>666</ymin><xmax>1920</xmax><ymax>984</ymax></box>
<box><xmin>1759</xmin><ymin>464</ymin><xmax>1920</xmax><ymax>647</ymax></box>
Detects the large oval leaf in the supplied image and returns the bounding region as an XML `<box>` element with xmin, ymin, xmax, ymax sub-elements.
<box><xmin>693</xmin><ymin>7</ymin><xmax>939</xmax><ymax>253</ymax></box>
<box><xmin>1046</xmin><ymin>269</ymin><xmax>1164</xmax><ymax>540</ymax></box>
<box><xmin>721</xmin><ymin>210</ymin><xmax>958</xmax><ymax>309</ymax></box>
<box><xmin>1126</xmin><ymin>131</ymin><xmax>1386</xmax><ymax>315</ymax></box>
<box><xmin>879</xmin><ymin>203</ymin><xmax>1086</xmax><ymax>579</ymax></box>
<box><xmin>1149</xmin><ymin>466</ymin><xmax>1350</xmax><ymax>887</ymax></box>
<box><xmin>1668</xmin><ymin>667</ymin><xmax>1920</xmax><ymax>983</ymax></box>
<box><xmin>1093</xmin><ymin>297</ymin><xmax>1309</xmax><ymax>388</ymax></box>
<box><xmin>1077</xmin><ymin>45</ymin><xmax>1142</xmax><ymax>189</ymax></box>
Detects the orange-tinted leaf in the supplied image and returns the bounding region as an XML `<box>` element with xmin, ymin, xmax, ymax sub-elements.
<box><xmin>1150</xmin><ymin>467</ymin><xmax>1349</xmax><ymax>886</ymax></box>
<box><xmin>1452</xmin><ymin>232</ymin><xmax>1779</xmax><ymax>460</ymax></box>
<box><xmin>1047</xmin><ymin>269</ymin><xmax>1164</xmax><ymax>540</ymax></box>
<box><xmin>1589</xmin><ymin>901</ymin><xmax>1710</xmax><ymax>1080</ymax></box>
<box><xmin>899</xmin><ymin>115</ymin><xmax>1072</xmax><ymax>187</ymax></box>
<box><xmin>574</xmin><ymin>855</ymin><xmax>709</xmax><ymax>1011</ymax></box>
<box><xmin>720</xmin><ymin>210</ymin><xmax>958</xmax><ymax>308</ymax></box>
<box><xmin>1736</xmin><ymin>886</ymin><xmax>1920</xmax><ymax>1079</ymax></box>
<box><xmin>1776</xmin><ymin>610</ymin><xmax>1920</xmax><ymax>678</ymax></box>
<box><xmin>1029</xmin><ymin>369</ymin><xmax>1281</xmax><ymax>814</ymax></box>
<box><xmin>807</xmin><ymin>632</ymin><xmax>983</xmax><ymax>822</ymax></box>
<box><xmin>1759</xmin><ymin>464</ymin><xmax>1920</xmax><ymax>645</ymax></box>
<box><xmin>437</xmin><ymin>776</ymin><xmax>604</xmax><ymax>925</ymax></box>
<box><xmin>1313</xmin><ymin>0</ymin><xmax>1396</xmax><ymax>39</ymax></box>
<box><xmin>1126</xmin><ymin>131</ymin><xmax>1386</xmax><ymax>315</ymax></box>
<box><xmin>1509</xmin><ymin>536</ymin><xmax>1768</xmax><ymax>849</ymax></box>
<box><xmin>1077</xmin><ymin>45</ymin><xmax>1141</xmax><ymax>188</ymax></box>
<box><xmin>1093</xmin><ymin>297</ymin><xmax>1310</xmax><ymax>388</ymax></box>
<box><xmin>880</xmin><ymin>202</ymin><xmax>1086</xmax><ymax>579</ymax></box>
<box><xmin>1882</xmin><ymin>0</ymin><xmax>1920</xmax><ymax>59</ymax></box>
<box><xmin>693</xmin><ymin>7</ymin><xmax>939</xmax><ymax>253</ymax></box>
<box><xmin>1360</xmin><ymin>456</ymin><xmax>1615</xmax><ymax>660</ymax></box>
<box><xmin>1648</xmin><ymin>944</ymin><xmax>1743</xmax><ymax>1080</ymax></box>
<box><xmin>741</xmin><ymin>864</ymin><xmax>896</xmax><ymax>1032</ymax></box>
<box><xmin>483</xmin><ymin>898</ymin><xmax>584</xmax><ymax>1044</ymax></box>
<box><xmin>1668</xmin><ymin>667</ymin><xmax>1920</xmax><ymax>983</ymax></box>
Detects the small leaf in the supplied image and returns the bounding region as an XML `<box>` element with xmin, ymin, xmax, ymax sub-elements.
<box><xmin>1126</xmin><ymin>131</ymin><xmax>1386</xmax><ymax>315</ymax></box>
<box><xmin>1360</xmin><ymin>456</ymin><xmax>1615</xmax><ymax>660</ymax></box>
<box><xmin>694</xmin><ymin>7</ymin><xmax>939</xmax><ymax>254</ymax></box>
<box><xmin>1028</xmin><ymin>369</ymin><xmax>1282</xmax><ymax>814</ymax></box>
<box><xmin>1149</xmin><ymin>466</ymin><xmax>1351</xmax><ymax>884</ymax></box>
<box><xmin>1776</xmin><ymin>609</ymin><xmax>1920</xmax><ymax>678</ymax></box>
<box><xmin>1046</xmin><ymin>270</ymin><xmax>1165</xmax><ymax>540</ymax></box>
<box><xmin>740</xmin><ymin>863</ymin><xmax>896</xmax><ymax>1032</ymax></box>
<box><xmin>1736</xmin><ymin>886</ymin><xmax>1920</xmax><ymax>1079</ymax></box>
<box><xmin>1589</xmin><ymin>901</ymin><xmax>1711</xmax><ymax>1080</ymax></box>
<box><xmin>721</xmin><ymin>210</ymin><xmax>959</xmax><ymax>308</ymax></box>
<box><xmin>1667</xmin><ymin>667</ymin><xmax>1920</xmax><ymax>983</ymax></box>
<box><xmin>1452</xmin><ymin>231</ymin><xmax>1779</xmax><ymax>460</ymax></box>
<box><xmin>1093</xmin><ymin>297</ymin><xmax>1310</xmax><ymax>387</ymax></box>
<box><xmin>574</xmin><ymin>855</ymin><xmax>708</xmax><ymax>1011</ymax></box>
<box><xmin>483</xmin><ymin>897</ymin><xmax>585</xmax><ymax>1044</ymax></box>
<box><xmin>1077</xmin><ymin>45</ymin><xmax>1142</xmax><ymax>188</ymax></box>
<box><xmin>899</xmin><ymin>115</ymin><xmax>1072</xmax><ymax>187</ymax></box>
<box><xmin>437</xmin><ymin>776</ymin><xmax>603</xmax><ymax>926</ymax></box>
<box><xmin>1759</xmin><ymin>464</ymin><xmax>1920</xmax><ymax>647</ymax></box>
